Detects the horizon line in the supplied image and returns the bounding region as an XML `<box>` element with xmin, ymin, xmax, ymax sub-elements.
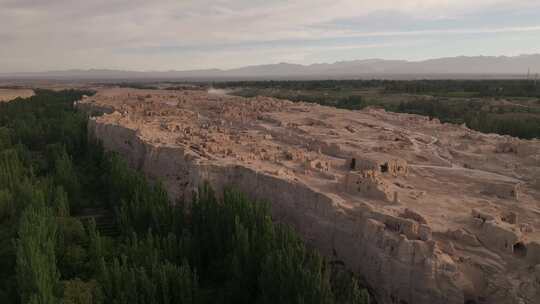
<box><xmin>2</xmin><ymin>53</ymin><xmax>540</xmax><ymax>75</ymax></box>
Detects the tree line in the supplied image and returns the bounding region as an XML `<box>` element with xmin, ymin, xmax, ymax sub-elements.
<box><xmin>215</xmin><ymin>79</ymin><xmax>540</xmax><ymax>98</ymax></box>
<box><xmin>392</xmin><ymin>99</ymin><xmax>540</xmax><ymax>139</ymax></box>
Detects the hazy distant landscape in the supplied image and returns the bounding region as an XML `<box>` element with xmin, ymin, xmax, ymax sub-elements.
<box><xmin>2</xmin><ymin>55</ymin><xmax>539</xmax><ymax>81</ymax></box>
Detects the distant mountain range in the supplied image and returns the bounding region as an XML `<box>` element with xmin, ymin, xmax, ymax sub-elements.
<box><xmin>2</xmin><ymin>55</ymin><xmax>540</xmax><ymax>80</ymax></box>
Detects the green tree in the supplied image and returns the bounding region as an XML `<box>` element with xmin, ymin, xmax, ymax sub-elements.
<box><xmin>54</xmin><ymin>149</ymin><xmax>80</xmax><ymax>203</ymax></box>
<box><xmin>16</xmin><ymin>202</ymin><xmax>60</xmax><ymax>304</ymax></box>
<box><xmin>62</xmin><ymin>279</ymin><xmax>103</xmax><ymax>304</ymax></box>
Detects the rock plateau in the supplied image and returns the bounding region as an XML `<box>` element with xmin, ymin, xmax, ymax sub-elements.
<box><xmin>78</xmin><ymin>88</ymin><xmax>540</xmax><ymax>304</ymax></box>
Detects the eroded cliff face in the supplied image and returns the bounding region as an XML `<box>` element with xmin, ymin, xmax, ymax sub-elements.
<box><xmin>80</xmin><ymin>88</ymin><xmax>540</xmax><ymax>304</ymax></box>
<box><xmin>88</xmin><ymin>119</ymin><xmax>464</xmax><ymax>304</ymax></box>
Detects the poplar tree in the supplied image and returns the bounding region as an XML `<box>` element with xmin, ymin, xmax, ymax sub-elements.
<box><xmin>16</xmin><ymin>203</ymin><xmax>60</xmax><ymax>304</ymax></box>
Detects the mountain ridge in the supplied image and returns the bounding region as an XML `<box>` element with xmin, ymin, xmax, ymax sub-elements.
<box><xmin>2</xmin><ymin>54</ymin><xmax>539</xmax><ymax>80</ymax></box>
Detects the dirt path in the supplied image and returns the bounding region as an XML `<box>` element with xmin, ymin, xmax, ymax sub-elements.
<box><xmin>410</xmin><ymin>164</ymin><xmax>521</xmax><ymax>183</ymax></box>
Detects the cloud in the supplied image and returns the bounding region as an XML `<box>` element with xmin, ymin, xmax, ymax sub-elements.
<box><xmin>0</xmin><ymin>0</ymin><xmax>539</xmax><ymax>72</ymax></box>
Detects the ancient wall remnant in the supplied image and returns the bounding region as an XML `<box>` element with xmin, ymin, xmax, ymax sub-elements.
<box><xmin>527</xmin><ymin>242</ymin><xmax>540</xmax><ymax>265</ymax></box>
<box><xmin>346</xmin><ymin>153</ymin><xmax>408</xmax><ymax>177</ymax></box>
<box><xmin>342</xmin><ymin>172</ymin><xmax>392</xmax><ymax>201</ymax></box>
<box><xmin>482</xmin><ymin>182</ymin><xmax>521</xmax><ymax>200</ymax></box>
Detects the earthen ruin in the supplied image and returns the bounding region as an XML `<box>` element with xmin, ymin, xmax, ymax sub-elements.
<box><xmin>78</xmin><ymin>88</ymin><xmax>540</xmax><ymax>304</ymax></box>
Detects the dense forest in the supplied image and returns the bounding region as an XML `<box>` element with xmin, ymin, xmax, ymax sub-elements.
<box><xmin>215</xmin><ymin>79</ymin><xmax>540</xmax><ymax>139</ymax></box>
<box><xmin>0</xmin><ymin>90</ymin><xmax>369</xmax><ymax>303</ymax></box>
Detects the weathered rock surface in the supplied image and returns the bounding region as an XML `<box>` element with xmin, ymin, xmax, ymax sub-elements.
<box><xmin>78</xmin><ymin>88</ymin><xmax>540</xmax><ymax>304</ymax></box>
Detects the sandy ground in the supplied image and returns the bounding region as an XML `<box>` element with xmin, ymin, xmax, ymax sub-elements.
<box><xmin>0</xmin><ymin>89</ymin><xmax>34</xmax><ymax>102</ymax></box>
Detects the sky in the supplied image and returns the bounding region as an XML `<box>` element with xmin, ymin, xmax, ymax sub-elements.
<box><xmin>1</xmin><ymin>0</ymin><xmax>540</xmax><ymax>72</ymax></box>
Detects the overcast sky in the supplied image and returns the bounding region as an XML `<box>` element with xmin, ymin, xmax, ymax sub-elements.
<box><xmin>1</xmin><ymin>0</ymin><xmax>540</xmax><ymax>72</ymax></box>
